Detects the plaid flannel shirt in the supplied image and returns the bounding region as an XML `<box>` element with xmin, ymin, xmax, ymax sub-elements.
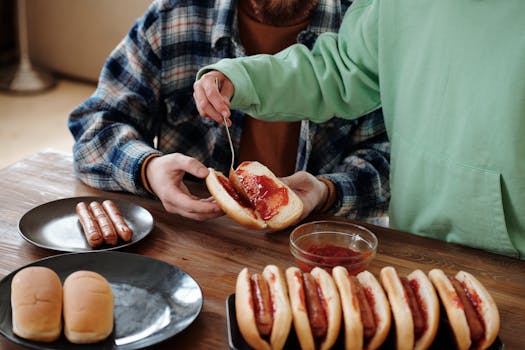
<box><xmin>68</xmin><ymin>0</ymin><xmax>390</xmax><ymax>223</ymax></box>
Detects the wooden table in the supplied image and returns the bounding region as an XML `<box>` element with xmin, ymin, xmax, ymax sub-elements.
<box><xmin>0</xmin><ymin>151</ymin><xmax>523</xmax><ymax>350</ymax></box>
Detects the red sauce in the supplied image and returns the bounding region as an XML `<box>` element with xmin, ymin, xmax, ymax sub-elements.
<box><xmin>293</xmin><ymin>271</ymin><xmax>306</xmax><ymax>307</ymax></box>
<box><xmin>364</xmin><ymin>287</ymin><xmax>376</xmax><ymax>310</ymax></box>
<box><xmin>363</xmin><ymin>287</ymin><xmax>377</xmax><ymax>346</ymax></box>
<box><xmin>267</xmin><ymin>272</ymin><xmax>276</xmax><ymax>283</ymax></box>
<box><xmin>218</xmin><ymin>175</ymin><xmax>252</xmax><ymax>209</ymax></box>
<box><xmin>409</xmin><ymin>278</ymin><xmax>428</xmax><ymax>339</ymax></box>
<box><xmin>307</xmin><ymin>245</ymin><xmax>361</xmax><ymax>258</ymax></box>
<box><xmin>363</xmin><ymin>286</ymin><xmax>377</xmax><ymax>339</ymax></box>
<box><xmin>461</xmin><ymin>281</ymin><xmax>486</xmax><ymax>339</ymax></box>
<box><xmin>295</xmin><ymin>244</ymin><xmax>367</xmax><ymax>274</ymax></box>
<box><xmin>462</xmin><ymin>282</ymin><xmax>482</xmax><ymax>311</ymax></box>
<box><xmin>238</xmin><ymin>171</ymin><xmax>289</xmax><ymax>220</ymax></box>
<box><xmin>448</xmin><ymin>277</ymin><xmax>465</xmax><ymax>310</ymax></box>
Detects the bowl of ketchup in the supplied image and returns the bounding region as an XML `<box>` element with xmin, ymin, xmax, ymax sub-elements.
<box><xmin>289</xmin><ymin>220</ymin><xmax>377</xmax><ymax>275</ymax></box>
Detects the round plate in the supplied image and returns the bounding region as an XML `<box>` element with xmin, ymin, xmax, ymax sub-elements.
<box><xmin>18</xmin><ymin>196</ymin><xmax>154</xmax><ymax>252</ymax></box>
<box><xmin>0</xmin><ymin>251</ymin><xmax>203</xmax><ymax>350</ymax></box>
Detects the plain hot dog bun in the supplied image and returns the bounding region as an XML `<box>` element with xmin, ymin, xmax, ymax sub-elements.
<box><xmin>285</xmin><ymin>266</ymin><xmax>341</xmax><ymax>350</ymax></box>
<box><xmin>206</xmin><ymin>161</ymin><xmax>303</xmax><ymax>230</ymax></box>
<box><xmin>63</xmin><ymin>271</ymin><xmax>114</xmax><ymax>344</ymax></box>
<box><xmin>379</xmin><ymin>267</ymin><xmax>439</xmax><ymax>350</ymax></box>
<box><xmin>235</xmin><ymin>265</ymin><xmax>292</xmax><ymax>350</ymax></box>
<box><xmin>332</xmin><ymin>267</ymin><xmax>391</xmax><ymax>350</ymax></box>
<box><xmin>10</xmin><ymin>266</ymin><xmax>63</xmax><ymax>342</ymax></box>
<box><xmin>428</xmin><ymin>269</ymin><xmax>500</xmax><ymax>350</ymax></box>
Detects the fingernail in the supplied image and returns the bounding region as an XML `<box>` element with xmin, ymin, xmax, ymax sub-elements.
<box><xmin>197</xmin><ymin>167</ymin><xmax>209</xmax><ymax>177</ymax></box>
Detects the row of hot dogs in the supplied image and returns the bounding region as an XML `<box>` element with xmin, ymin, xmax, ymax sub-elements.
<box><xmin>235</xmin><ymin>265</ymin><xmax>500</xmax><ymax>350</ymax></box>
<box><xmin>75</xmin><ymin>200</ymin><xmax>133</xmax><ymax>248</ymax></box>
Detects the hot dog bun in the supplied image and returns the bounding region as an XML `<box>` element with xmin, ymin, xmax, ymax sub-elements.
<box><xmin>63</xmin><ymin>271</ymin><xmax>114</xmax><ymax>344</ymax></box>
<box><xmin>332</xmin><ymin>267</ymin><xmax>391</xmax><ymax>350</ymax></box>
<box><xmin>380</xmin><ymin>267</ymin><xmax>439</xmax><ymax>350</ymax></box>
<box><xmin>11</xmin><ymin>266</ymin><xmax>63</xmax><ymax>342</ymax></box>
<box><xmin>285</xmin><ymin>266</ymin><xmax>341</xmax><ymax>350</ymax></box>
<box><xmin>429</xmin><ymin>269</ymin><xmax>500</xmax><ymax>350</ymax></box>
<box><xmin>206</xmin><ymin>161</ymin><xmax>303</xmax><ymax>230</ymax></box>
<box><xmin>207</xmin><ymin>168</ymin><xmax>265</xmax><ymax>229</ymax></box>
<box><xmin>235</xmin><ymin>265</ymin><xmax>292</xmax><ymax>350</ymax></box>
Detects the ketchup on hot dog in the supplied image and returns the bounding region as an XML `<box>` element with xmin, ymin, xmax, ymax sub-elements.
<box><xmin>206</xmin><ymin>161</ymin><xmax>303</xmax><ymax>230</ymax></box>
<box><xmin>238</xmin><ymin>171</ymin><xmax>289</xmax><ymax>221</ymax></box>
<box><xmin>218</xmin><ymin>176</ymin><xmax>252</xmax><ymax>209</ymax></box>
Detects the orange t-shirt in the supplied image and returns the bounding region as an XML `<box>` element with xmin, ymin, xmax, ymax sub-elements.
<box><xmin>236</xmin><ymin>4</ymin><xmax>310</xmax><ymax>177</ymax></box>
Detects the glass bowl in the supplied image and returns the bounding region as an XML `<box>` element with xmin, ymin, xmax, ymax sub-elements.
<box><xmin>290</xmin><ymin>220</ymin><xmax>377</xmax><ymax>274</ymax></box>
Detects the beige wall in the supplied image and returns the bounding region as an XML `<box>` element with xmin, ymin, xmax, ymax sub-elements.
<box><xmin>26</xmin><ymin>0</ymin><xmax>151</xmax><ymax>82</ymax></box>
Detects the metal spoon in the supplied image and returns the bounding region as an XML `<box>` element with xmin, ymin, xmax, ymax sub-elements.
<box><xmin>215</xmin><ymin>79</ymin><xmax>251</xmax><ymax>204</ymax></box>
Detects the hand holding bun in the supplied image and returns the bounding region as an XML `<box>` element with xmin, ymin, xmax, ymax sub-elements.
<box><xmin>11</xmin><ymin>266</ymin><xmax>63</xmax><ymax>342</ymax></box>
<box><xmin>206</xmin><ymin>161</ymin><xmax>303</xmax><ymax>230</ymax></box>
<box><xmin>63</xmin><ymin>270</ymin><xmax>114</xmax><ymax>344</ymax></box>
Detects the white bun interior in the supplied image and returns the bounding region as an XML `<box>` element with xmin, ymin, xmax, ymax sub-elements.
<box><xmin>236</xmin><ymin>161</ymin><xmax>303</xmax><ymax>230</ymax></box>
<box><xmin>380</xmin><ymin>266</ymin><xmax>415</xmax><ymax>350</ymax></box>
<box><xmin>429</xmin><ymin>269</ymin><xmax>471</xmax><ymax>350</ymax></box>
<box><xmin>206</xmin><ymin>168</ymin><xmax>267</xmax><ymax>229</ymax></box>
<box><xmin>206</xmin><ymin>161</ymin><xmax>303</xmax><ymax>230</ymax></box>
<box><xmin>455</xmin><ymin>270</ymin><xmax>500</xmax><ymax>350</ymax></box>
<box><xmin>357</xmin><ymin>270</ymin><xmax>392</xmax><ymax>350</ymax></box>
<box><xmin>407</xmin><ymin>269</ymin><xmax>440</xmax><ymax>350</ymax></box>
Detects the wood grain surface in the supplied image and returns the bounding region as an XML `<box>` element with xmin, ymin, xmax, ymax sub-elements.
<box><xmin>0</xmin><ymin>151</ymin><xmax>523</xmax><ymax>350</ymax></box>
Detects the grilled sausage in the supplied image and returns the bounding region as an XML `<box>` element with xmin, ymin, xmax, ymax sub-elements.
<box><xmin>450</xmin><ymin>277</ymin><xmax>484</xmax><ymax>342</ymax></box>
<box><xmin>351</xmin><ymin>275</ymin><xmax>377</xmax><ymax>339</ymax></box>
<box><xmin>303</xmin><ymin>272</ymin><xmax>328</xmax><ymax>339</ymax></box>
<box><xmin>76</xmin><ymin>202</ymin><xmax>104</xmax><ymax>248</ymax></box>
<box><xmin>102</xmin><ymin>200</ymin><xmax>133</xmax><ymax>242</ymax></box>
<box><xmin>89</xmin><ymin>201</ymin><xmax>118</xmax><ymax>245</ymax></box>
<box><xmin>401</xmin><ymin>276</ymin><xmax>426</xmax><ymax>338</ymax></box>
<box><xmin>250</xmin><ymin>273</ymin><xmax>273</xmax><ymax>336</ymax></box>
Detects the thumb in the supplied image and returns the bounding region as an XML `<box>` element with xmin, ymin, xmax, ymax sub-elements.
<box><xmin>185</xmin><ymin>161</ymin><xmax>210</xmax><ymax>179</ymax></box>
<box><xmin>279</xmin><ymin>175</ymin><xmax>293</xmax><ymax>187</ymax></box>
<box><xmin>280</xmin><ymin>172</ymin><xmax>304</xmax><ymax>189</ymax></box>
<box><xmin>220</xmin><ymin>79</ymin><xmax>235</xmax><ymax>103</ymax></box>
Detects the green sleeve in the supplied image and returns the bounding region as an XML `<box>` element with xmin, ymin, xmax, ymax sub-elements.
<box><xmin>197</xmin><ymin>0</ymin><xmax>381</xmax><ymax>123</ymax></box>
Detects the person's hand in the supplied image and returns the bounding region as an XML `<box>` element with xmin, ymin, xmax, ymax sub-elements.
<box><xmin>146</xmin><ymin>153</ymin><xmax>224</xmax><ymax>220</ymax></box>
<box><xmin>193</xmin><ymin>71</ymin><xmax>234</xmax><ymax>126</ymax></box>
<box><xmin>280</xmin><ymin>171</ymin><xmax>329</xmax><ymax>222</ymax></box>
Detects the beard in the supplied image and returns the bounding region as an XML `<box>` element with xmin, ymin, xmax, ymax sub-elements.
<box><xmin>240</xmin><ymin>0</ymin><xmax>320</xmax><ymax>26</ymax></box>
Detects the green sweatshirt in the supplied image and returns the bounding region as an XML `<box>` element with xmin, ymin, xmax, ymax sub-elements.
<box><xmin>199</xmin><ymin>0</ymin><xmax>525</xmax><ymax>259</ymax></box>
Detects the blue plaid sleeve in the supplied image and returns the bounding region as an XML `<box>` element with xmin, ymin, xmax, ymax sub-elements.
<box><xmin>68</xmin><ymin>2</ymin><xmax>164</xmax><ymax>195</ymax></box>
<box><xmin>310</xmin><ymin>109</ymin><xmax>390</xmax><ymax>224</ymax></box>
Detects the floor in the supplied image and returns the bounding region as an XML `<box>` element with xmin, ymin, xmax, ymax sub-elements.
<box><xmin>0</xmin><ymin>78</ymin><xmax>96</xmax><ymax>169</ymax></box>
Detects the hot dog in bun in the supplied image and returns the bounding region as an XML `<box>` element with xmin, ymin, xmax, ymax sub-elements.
<box><xmin>379</xmin><ymin>267</ymin><xmax>439</xmax><ymax>350</ymax></box>
<box><xmin>285</xmin><ymin>266</ymin><xmax>341</xmax><ymax>350</ymax></box>
<box><xmin>428</xmin><ymin>269</ymin><xmax>500</xmax><ymax>350</ymax></box>
<box><xmin>235</xmin><ymin>265</ymin><xmax>292</xmax><ymax>350</ymax></box>
<box><xmin>332</xmin><ymin>267</ymin><xmax>391</xmax><ymax>350</ymax></box>
<box><xmin>206</xmin><ymin>161</ymin><xmax>303</xmax><ymax>230</ymax></box>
